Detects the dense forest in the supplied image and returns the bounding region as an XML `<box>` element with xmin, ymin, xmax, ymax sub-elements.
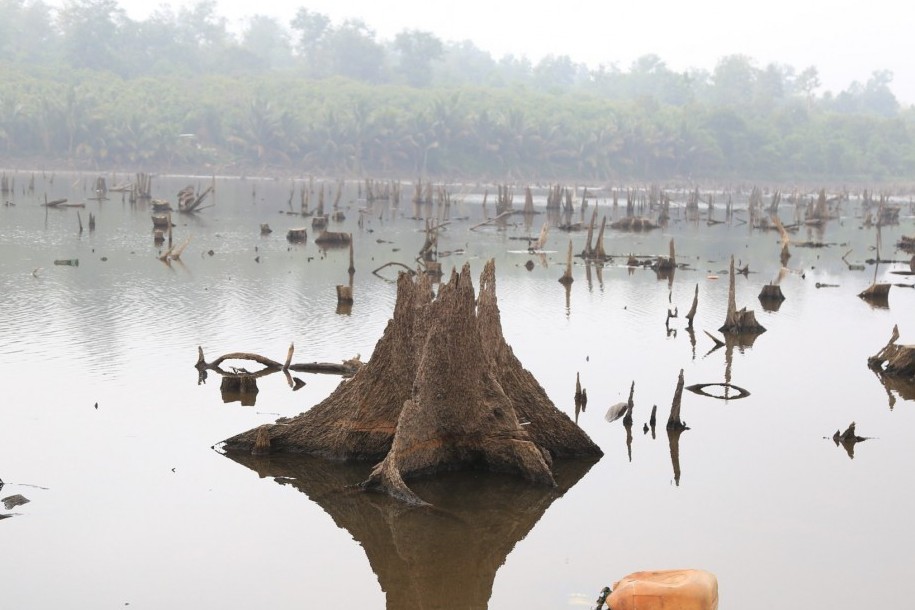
<box><xmin>2</xmin><ymin>0</ymin><xmax>914</xmax><ymax>183</ymax></box>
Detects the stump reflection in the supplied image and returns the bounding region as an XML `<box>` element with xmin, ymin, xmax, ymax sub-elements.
<box><xmin>225</xmin><ymin>453</ymin><xmax>596</xmax><ymax>610</ymax></box>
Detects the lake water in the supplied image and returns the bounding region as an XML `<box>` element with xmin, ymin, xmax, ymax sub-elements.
<box><xmin>1</xmin><ymin>173</ymin><xmax>914</xmax><ymax>609</ymax></box>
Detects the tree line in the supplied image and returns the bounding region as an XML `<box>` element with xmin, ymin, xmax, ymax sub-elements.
<box><xmin>1</xmin><ymin>0</ymin><xmax>913</xmax><ymax>182</ymax></box>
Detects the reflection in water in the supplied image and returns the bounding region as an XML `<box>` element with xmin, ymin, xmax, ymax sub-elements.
<box><xmin>870</xmin><ymin>367</ymin><xmax>915</xmax><ymax>409</ymax></box>
<box><xmin>219</xmin><ymin>375</ymin><xmax>259</xmax><ymax>406</ymax></box>
<box><xmin>758</xmin><ymin>295</ymin><xmax>784</xmax><ymax>313</ymax></box>
<box><xmin>667</xmin><ymin>427</ymin><xmax>684</xmax><ymax>486</ymax></box>
<box><xmin>225</xmin><ymin>453</ymin><xmax>596</xmax><ymax>610</ymax></box>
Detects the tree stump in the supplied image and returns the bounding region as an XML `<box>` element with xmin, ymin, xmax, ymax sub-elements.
<box><xmin>336</xmin><ymin>284</ymin><xmax>354</xmax><ymax>305</ymax></box>
<box><xmin>719</xmin><ymin>255</ymin><xmax>766</xmax><ymax>334</ymax></box>
<box><xmin>221</xmin><ymin>260</ymin><xmax>601</xmax><ymax>505</ymax></box>
<box><xmin>558</xmin><ymin>240</ymin><xmax>574</xmax><ymax>286</ymax></box>
<box><xmin>286</xmin><ymin>228</ymin><xmax>307</xmax><ymax>243</ymax></box>
<box><xmin>868</xmin><ymin>325</ymin><xmax>915</xmax><ymax>378</ymax></box>
<box><xmin>758</xmin><ymin>284</ymin><xmax>785</xmax><ymax>302</ymax></box>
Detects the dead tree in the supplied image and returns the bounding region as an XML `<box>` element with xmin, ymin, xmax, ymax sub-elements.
<box><xmin>667</xmin><ymin>369</ymin><xmax>689</xmax><ymax>431</ymax></box>
<box><xmin>868</xmin><ymin>325</ymin><xmax>915</xmax><ymax>378</ymax></box>
<box><xmin>685</xmin><ymin>283</ymin><xmax>699</xmax><ymax>329</ymax></box>
<box><xmin>221</xmin><ymin>261</ymin><xmax>601</xmax><ymax>505</ymax></box>
<box><xmin>558</xmin><ymin>240</ymin><xmax>574</xmax><ymax>286</ymax></box>
<box><xmin>719</xmin><ymin>255</ymin><xmax>766</xmax><ymax>334</ymax></box>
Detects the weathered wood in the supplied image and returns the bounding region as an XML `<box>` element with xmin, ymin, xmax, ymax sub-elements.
<box><xmin>719</xmin><ymin>255</ymin><xmax>766</xmax><ymax>334</ymax></box>
<box><xmin>610</xmin><ymin>216</ymin><xmax>658</xmax><ymax>231</ymax></box>
<box><xmin>314</xmin><ymin>230</ymin><xmax>352</xmax><ymax>246</ymax></box>
<box><xmin>666</xmin><ymin>369</ymin><xmax>688</xmax><ymax>431</ymax></box>
<box><xmin>758</xmin><ymin>284</ymin><xmax>785</xmax><ymax>302</ymax></box>
<box><xmin>336</xmin><ymin>285</ymin><xmax>354</xmax><ymax>304</ymax></box>
<box><xmin>558</xmin><ymin>240</ymin><xmax>574</xmax><ymax>286</ymax></box>
<box><xmin>286</xmin><ymin>228</ymin><xmax>307</xmax><ymax>243</ymax></box>
<box><xmin>221</xmin><ymin>260</ymin><xmax>602</xmax><ymax>505</ymax></box>
<box><xmin>685</xmin><ymin>284</ymin><xmax>699</xmax><ymax>329</ymax></box>
<box><xmin>868</xmin><ymin>325</ymin><xmax>915</xmax><ymax>378</ymax></box>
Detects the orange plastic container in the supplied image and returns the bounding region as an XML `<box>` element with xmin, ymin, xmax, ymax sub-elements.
<box><xmin>605</xmin><ymin>569</ymin><xmax>718</xmax><ymax>610</ymax></box>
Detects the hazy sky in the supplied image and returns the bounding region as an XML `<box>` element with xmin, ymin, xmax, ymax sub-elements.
<box><xmin>114</xmin><ymin>0</ymin><xmax>913</xmax><ymax>103</ymax></box>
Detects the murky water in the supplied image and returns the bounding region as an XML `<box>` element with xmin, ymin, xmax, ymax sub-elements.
<box><xmin>2</xmin><ymin>173</ymin><xmax>914</xmax><ymax>609</ymax></box>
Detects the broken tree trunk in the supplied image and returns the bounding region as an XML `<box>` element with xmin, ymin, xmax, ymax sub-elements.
<box><xmin>685</xmin><ymin>283</ymin><xmax>699</xmax><ymax>329</ymax></box>
<box><xmin>666</xmin><ymin>369</ymin><xmax>688</xmax><ymax>431</ymax></box>
<box><xmin>655</xmin><ymin>238</ymin><xmax>676</xmax><ymax>271</ymax></box>
<box><xmin>220</xmin><ymin>260</ymin><xmax>601</xmax><ymax>505</ymax></box>
<box><xmin>868</xmin><ymin>325</ymin><xmax>915</xmax><ymax>378</ymax></box>
<box><xmin>719</xmin><ymin>255</ymin><xmax>766</xmax><ymax>334</ymax></box>
<box><xmin>558</xmin><ymin>240</ymin><xmax>574</xmax><ymax>286</ymax></box>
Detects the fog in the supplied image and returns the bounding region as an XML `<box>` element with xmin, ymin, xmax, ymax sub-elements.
<box><xmin>111</xmin><ymin>0</ymin><xmax>915</xmax><ymax>103</ymax></box>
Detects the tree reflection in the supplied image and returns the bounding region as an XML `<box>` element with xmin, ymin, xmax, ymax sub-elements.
<box><xmin>224</xmin><ymin>453</ymin><xmax>596</xmax><ymax>610</ymax></box>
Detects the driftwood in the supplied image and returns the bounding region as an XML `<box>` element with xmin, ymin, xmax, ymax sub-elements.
<box><xmin>177</xmin><ymin>184</ymin><xmax>214</xmax><ymax>213</ymax></box>
<box><xmin>372</xmin><ymin>261</ymin><xmax>416</xmax><ymax>281</ymax></box>
<box><xmin>196</xmin><ymin>344</ymin><xmax>362</xmax><ymax>377</ymax></box>
<box><xmin>220</xmin><ymin>261</ymin><xmax>602</xmax><ymax>505</ymax></box>
<box><xmin>469</xmin><ymin>210</ymin><xmax>515</xmax><ymax>231</ymax></box>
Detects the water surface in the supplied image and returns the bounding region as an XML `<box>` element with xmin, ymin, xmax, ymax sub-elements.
<box><xmin>1</xmin><ymin>173</ymin><xmax>914</xmax><ymax>609</ymax></box>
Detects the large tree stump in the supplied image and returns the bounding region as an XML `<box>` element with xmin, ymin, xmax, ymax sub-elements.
<box><xmin>221</xmin><ymin>260</ymin><xmax>601</xmax><ymax>505</ymax></box>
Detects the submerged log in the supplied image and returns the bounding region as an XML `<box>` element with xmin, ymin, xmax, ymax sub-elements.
<box><xmin>220</xmin><ymin>260</ymin><xmax>602</xmax><ymax>505</ymax></box>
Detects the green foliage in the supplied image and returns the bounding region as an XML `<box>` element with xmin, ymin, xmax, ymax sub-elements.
<box><xmin>0</xmin><ymin>2</ymin><xmax>911</xmax><ymax>181</ymax></box>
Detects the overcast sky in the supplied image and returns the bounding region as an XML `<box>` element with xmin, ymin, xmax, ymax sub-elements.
<box><xmin>114</xmin><ymin>0</ymin><xmax>914</xmax><ymax>103</ymax></box>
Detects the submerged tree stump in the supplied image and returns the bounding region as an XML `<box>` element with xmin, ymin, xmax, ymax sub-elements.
<box><xmin>221</xmin><ymin>260</ymin><xmax>601</xmax><ymax>505</ymax></box>
<box><xmin>868</xmin><ymin>325</ymin><xmax>915</xmax><ymax>378</ymax></box>
<box><xmin>758</xmin><ymin>284</ymin><xmax>785</xmax><ymax>302</ymax></box>
<box><xmin>667</xmin><ymin>369</ymin><xmax>688</xmax><ymax>431</ymax></box>
<box><xmin>558</xmin><ymin>240</ymin><xmax>574</xmax><ymax>286</ymax></box>
<box><xmin>719</xmin><ymin>255</ymin><xmax>766</xmax><ymax>334</ymax></box>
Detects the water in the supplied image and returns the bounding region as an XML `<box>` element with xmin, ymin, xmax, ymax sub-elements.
<box><xmin>1</xmin><ymin>173</ymin><xmax>914</xmax><ymax>609</ymax></box>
